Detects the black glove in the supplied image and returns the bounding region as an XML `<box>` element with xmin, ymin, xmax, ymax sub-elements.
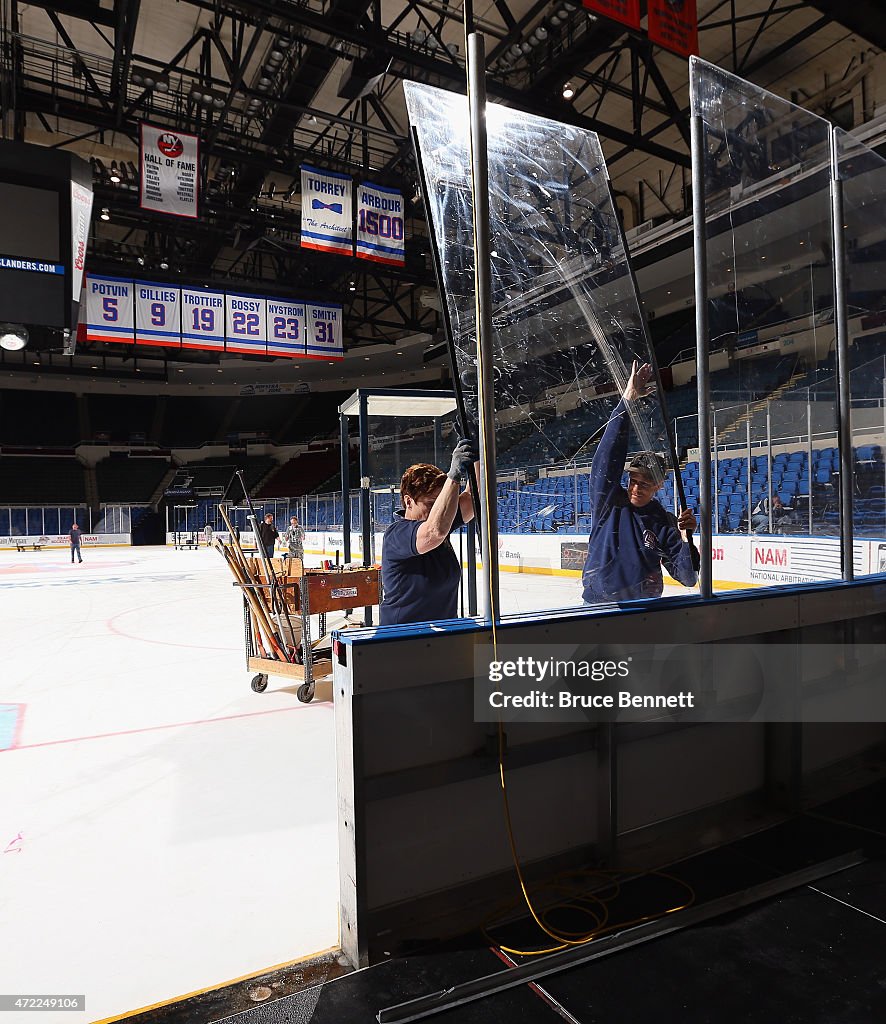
<box><xmin>447</xmin><ymin>438</ymin><xmax>475</xmax><ymax>480</ymax></box>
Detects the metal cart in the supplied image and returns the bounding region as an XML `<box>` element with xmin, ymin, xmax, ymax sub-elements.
<box><xmin>239</xmin><ymin>561</ymin><xmax>381</xmax><ymax>701</ymax></box>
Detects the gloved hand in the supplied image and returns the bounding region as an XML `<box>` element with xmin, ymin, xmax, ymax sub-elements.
<box><xmin>447</xmin><ymin>438</ymin><xmax>475</xmax><ymax>480</ymax></box>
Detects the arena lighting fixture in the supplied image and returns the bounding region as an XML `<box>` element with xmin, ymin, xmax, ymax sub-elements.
<box><xmin>159</xmin><ymin>260</ymin><xmax>169</xmax><ymax>270</ymax></box>
<box><xmin>109</xmin><ymin>162</ymin><xmax>121</xmax><ymax>183</ymax></box>
<box><xmin>0</xmin><ymin>324</ymin><xmax>28</xmax><ymax>352</ymax></box>
<box><xmin>562</xmin><ymin>81</ymin><xmax>575</xmax><ymax>100</ymax></box>
<box><xmin>100</xmin><ymin>207</ymin><xmax>110</xmax><ymax>221</ymax></box>
<box><xmin>349</xmin><ymin>281</ymin><xmax>356</xmax><ymax>291</ymax></box>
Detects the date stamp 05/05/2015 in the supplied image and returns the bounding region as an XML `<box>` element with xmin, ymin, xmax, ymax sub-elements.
<box><xmin>0</xmin><ymin>997</ymin><xmax>85</xmax><ymax>1012</ymax></box>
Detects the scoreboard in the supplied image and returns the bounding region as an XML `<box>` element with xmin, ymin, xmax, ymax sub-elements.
<box><xmin>0</xmin><ymin>140</ymin><xmax>92</xmax><ymax>337</ymax></box>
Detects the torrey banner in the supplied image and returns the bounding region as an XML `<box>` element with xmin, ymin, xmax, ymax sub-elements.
<box><xmin>356</xmin><ymin>182</ymin><xmax>406</xmax><ymax>266</ymax></box>
<box><xmin>581</xmin><ymin>0</ymin><xmax>641</xmax><ymax>30</ymax></box>
<box><xmin>139</xmin><ymin>123</ymin><xmax>199</xmax><ymax>219</ymax></box>
<box><xmin>648</xmin><ymin>0</ymin><xmax>698</xmax><ymax>58</ymax></box>
<box><xmin>300</xmin><ymin>164</ymin><xmax>353</xmax><ymax>255</ymax></box>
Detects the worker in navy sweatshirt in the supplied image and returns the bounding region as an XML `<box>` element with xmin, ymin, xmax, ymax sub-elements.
<box><xmin>582</xmin><ymin>360</ymin><xmax>698</xmax><ymax>604</ymax></box>
<box><xmin>380</xmin><ymin>439</ymin><xmax>476</xmax><ymax>626</ymax></box>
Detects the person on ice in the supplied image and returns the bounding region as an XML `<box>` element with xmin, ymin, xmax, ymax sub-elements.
<box><xmin>379</xmin><ymin>439</ymin><xmax>476</xmax><ymax>626</ymax></box>
<box><xmin>582</xmin><ymin>360</ymin><xmax>699</xmax><ymax>604</ymax></box>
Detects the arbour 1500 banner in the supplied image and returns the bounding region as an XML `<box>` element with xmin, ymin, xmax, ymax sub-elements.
<box><xmin>81</xmin><ymin>274</ymin><xmax>344</xmax><ymax>360</ymax></box>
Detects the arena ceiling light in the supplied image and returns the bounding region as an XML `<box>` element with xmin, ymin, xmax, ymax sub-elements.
<box><xmin>0</xmin><ymin>324</ymin><xmax>28</xmax><ymax>352</ymax></box>
<box><xmin>100</xmin><ymin>207</ymin><xmax>110</xmax><ymax>221</ymax></box>
<box><xmin>562</xmin><ymin>81</ymin><xmax>575</xmax><ymax>100</ymax></box>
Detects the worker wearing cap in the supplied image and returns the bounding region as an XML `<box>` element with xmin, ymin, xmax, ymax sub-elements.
<box><xmin>582</xmin><ymin>360</ymin><xmax>698</xmax><ymax>604</ymax></box>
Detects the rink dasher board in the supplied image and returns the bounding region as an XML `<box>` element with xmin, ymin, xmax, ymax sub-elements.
<box><xmin>300</xmin><ymin>530</ymin><xmax>886</xmax><ymax>587</ymax></box>
<box><xmin>0</xmin><ymin>533</ymin><xmax>131</xmax><ymax>548</ymax></box>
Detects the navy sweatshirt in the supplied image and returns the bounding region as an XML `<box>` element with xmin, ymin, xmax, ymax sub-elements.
<box><xmin>380</xmin><ymin>509</ymin><xmax>464</xmax><ymax>626</ymax></box>
<box><xmin>582</xmin><ymin>400</ymin><xmax>697</xmax><ymax>603</ymax></box>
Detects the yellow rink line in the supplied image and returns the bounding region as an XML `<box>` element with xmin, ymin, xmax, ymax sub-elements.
<box><xmin>90</xmin><ymin>944</ymin><xmax>341</xmax><ymax>1024</ymax></box>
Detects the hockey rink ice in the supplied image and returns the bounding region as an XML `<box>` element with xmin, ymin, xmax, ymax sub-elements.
<box><xmin>0</xmin><ymin>543</ymin><xmax>693</xmax><ymax>1020</ymax></box>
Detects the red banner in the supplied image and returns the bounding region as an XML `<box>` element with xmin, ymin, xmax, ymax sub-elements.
<box><xmin>647</xmin><ymin>0</ymin><xmax>698</xmax><ymax>58</ymax></box>
<box><xmin>582</xmin><ymin>0</ymin><xmax>641</xmax><ymax>30</ymax></box>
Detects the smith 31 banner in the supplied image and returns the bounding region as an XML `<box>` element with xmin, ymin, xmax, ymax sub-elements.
<box><xmin>181</xmin><ymin>287</ymin><xmax>225</xmax><ymax>350</ymax></box>
<box><xmin>300</xmin><ymin>165</ymin><xmax>353</xmax><ymax>255</ymax></box>
<box><xmin>266</xmin><ymin>299</ymin><xmax>307</xmax><ymax>357</ymax></box>
<box><xmin>140</xmin><ymin>123</ymin><xmax>199</xmax><ymax>219</ymax></box>
<box><xmin>135</xmin><ymin>281</ymin><xmax>181</xmax><ymax>347</ymax></box>
<box><xmin>581</xmin><ymin>0</ymin><xmax>641</xmax><ymax>30</ymax></box>
<box><xmin>356</xmin><ymin>182</ymin><xmax>405</xmax><ymax>266</ymax></box>
<box><xmin>225</xmin><ymin>292</ymin><xmax>268</xmax><ymax>355</ymax></box>
<box><xmin>85</xmin><ymin>275</ymin><xmax>135</xmax><ymax>343</ymax></box>
<box><xmin>648</xmin><ymin>0</ymin><xmax>698</xmax><ymax>57</ymax></box>
<box><xmin>304</xmin><ymin>303</ymin><xmax>343</xmax><ymax>360</ymax></box>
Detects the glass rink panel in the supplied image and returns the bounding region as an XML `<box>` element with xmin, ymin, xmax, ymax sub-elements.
<box><xmin>405</xmin><ymin>81</ymin><xmax>691</xmax><ymax>615</ymax></box>
<box><xmin>690</xmin><ymin>58</ymin><xmax>840</xmax><ymax>590</ymax></box>
<box><xmin>366</xmin><ymin>411</ymin><xmax>459</xmax><ymax>531</ymax></box>
<box><xmin>835</xmin><ymin>128</ymin><xmax>886</xmax><ymax>576</ymax></box>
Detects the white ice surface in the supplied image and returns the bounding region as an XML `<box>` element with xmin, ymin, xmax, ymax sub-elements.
<box><xmin>0</xmin><ymin>546</ymin><xmax>339</xmax><ymax>1023</ymax></box>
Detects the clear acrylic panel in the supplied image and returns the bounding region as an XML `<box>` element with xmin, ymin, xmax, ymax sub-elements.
<box><xmin>405</xmin><ymin>82</ymin><xmax>686</xmax><ymax>615</ymax></box>
<box><xmin>366</xmin><ymin>410</ymin><xmax>459</xmax><ymax>533</ymax></box>
<box><xmin>835</xmin><ymin>127</ymin><xmax>886</xmax><ymax>574</ymax></box>
<box><xmin>690</xmin><ymin>58</ymin><xmax>838</xmax><ymax>589</ymax></box>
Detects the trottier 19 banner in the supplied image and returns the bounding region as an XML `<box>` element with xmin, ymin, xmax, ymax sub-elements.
<box><xmin>82</xmin><ymin>274</ymin><xmax>344</xmax><ymax>360</ymax></box>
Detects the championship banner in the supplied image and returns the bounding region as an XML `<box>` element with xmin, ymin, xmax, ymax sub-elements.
<box><xmin>300</xmin><ymin>165</ymin><xmax>353</xmax><ymax>255</ymax></box>
<box><xmin>85</xmin><ymin>274</ymin><xmax>134</xmax><ymax>344</ymax></box>
<box><xmin>225</xmin><ymin>293</ymin><xmax>268</xmax><ymax>355</ymax></box>
<box><xmin>70</xmin><ymin>181</ymin><xmax>92</xmax><ymax>300</ymax></box>
<box><xmin>581</xmin><ymin>0</ymin><xmax>641</xmax><ymax>30</ymax></box>
<box><xmin>648</xmin><ymin>0</ymin><xmax>698</xmax><ymax>58</ymax></box>
<box><xmin>266</xmin><ymin>298</ymin><xmax>307</xmax><ymax>357</ymax></box>
<box><xmin>304</xmin><ymin>303</ymin><xmax>344</xmax><ymax>360</ymax></box>
<box><xmin>140</xmin><ymin>123</ymin><xmax>199</xmax><ymax>219</ymax></box>
<box><xmin>356</xmin><ymin>182</ymin><xmax>406</xmax><ymax>266</ymax></box>
<box><xmin>181</xmin><ymin>287</ymin><xmax>225</xmax><ymax>350</ymax></box>
<box><xmin>135</xmin><ymin>281</ymin><xmax>181</xmax><ymax>347</ymax></box>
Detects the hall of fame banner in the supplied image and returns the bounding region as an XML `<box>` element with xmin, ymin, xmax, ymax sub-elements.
<box><xmin>140</xmin><ymin>123</ymin><xmax>199</xmax><ymax>219</ymax></box>
<box><xmin>356</xmin><ymin>182</ymin><xmax>405</xmax><ymax>266</ymax></box>
<box><xmin>300</xmin><ymin>164</ymin><xmax>353</xmax><ymax>255</ymax></box>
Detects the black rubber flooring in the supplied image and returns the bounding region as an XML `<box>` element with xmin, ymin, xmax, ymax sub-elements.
<box><xmin>208</xmin><ymin>780</ymin><xmax>886</xmax><ymax>1024</ymax></box>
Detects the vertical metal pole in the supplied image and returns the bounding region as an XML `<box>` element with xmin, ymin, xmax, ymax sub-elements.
<box><xmin>358</xmin><ymin>393</ymin><xmax>373</xmax><ymax>624</ymax></box>
<box><xmin>746</xmin><ymin>413</ymin><xmax>752</xmax><ymax>535</ymax></box>
<box><xmin>807</xmin><ymin>395</ymin><xmax>814</xmax><ymax>534</ymax></box>
<box><xmin>466</xmin><ymin>31</ymin><xmax>499</xmax><ymax>624</ymax></box>
<box><xmin>831</xmin><ymin>156</ymin><xmax>855</xmax><ymax>580</ymax></box>
<box><xmin>434</xmin><ymin>417</ymin><xmax>442</xmax><ymax>467</ymax></box>
<box><xmin>691</xmin><ymin>113</ymin><xmax>713</xmax><ymax>598</ymax></box>
<box><xmin>466</xmin><ymin>518</ymin><xmax>478</xmax><ymax>615</ymax></box>
<box><xmin>713</xmin><ymin>416</ymin><xmax>719</xmax><ymax>534</ymax></box>
<box><xmin>340</xmin><ymin>411</ymin><xmax>351</xmax><ymax>563</ymax></box>
<box><xmin>767</xmin><ymin>403</ymin><xmax>773</xmax><ymax>533</ymax></box>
